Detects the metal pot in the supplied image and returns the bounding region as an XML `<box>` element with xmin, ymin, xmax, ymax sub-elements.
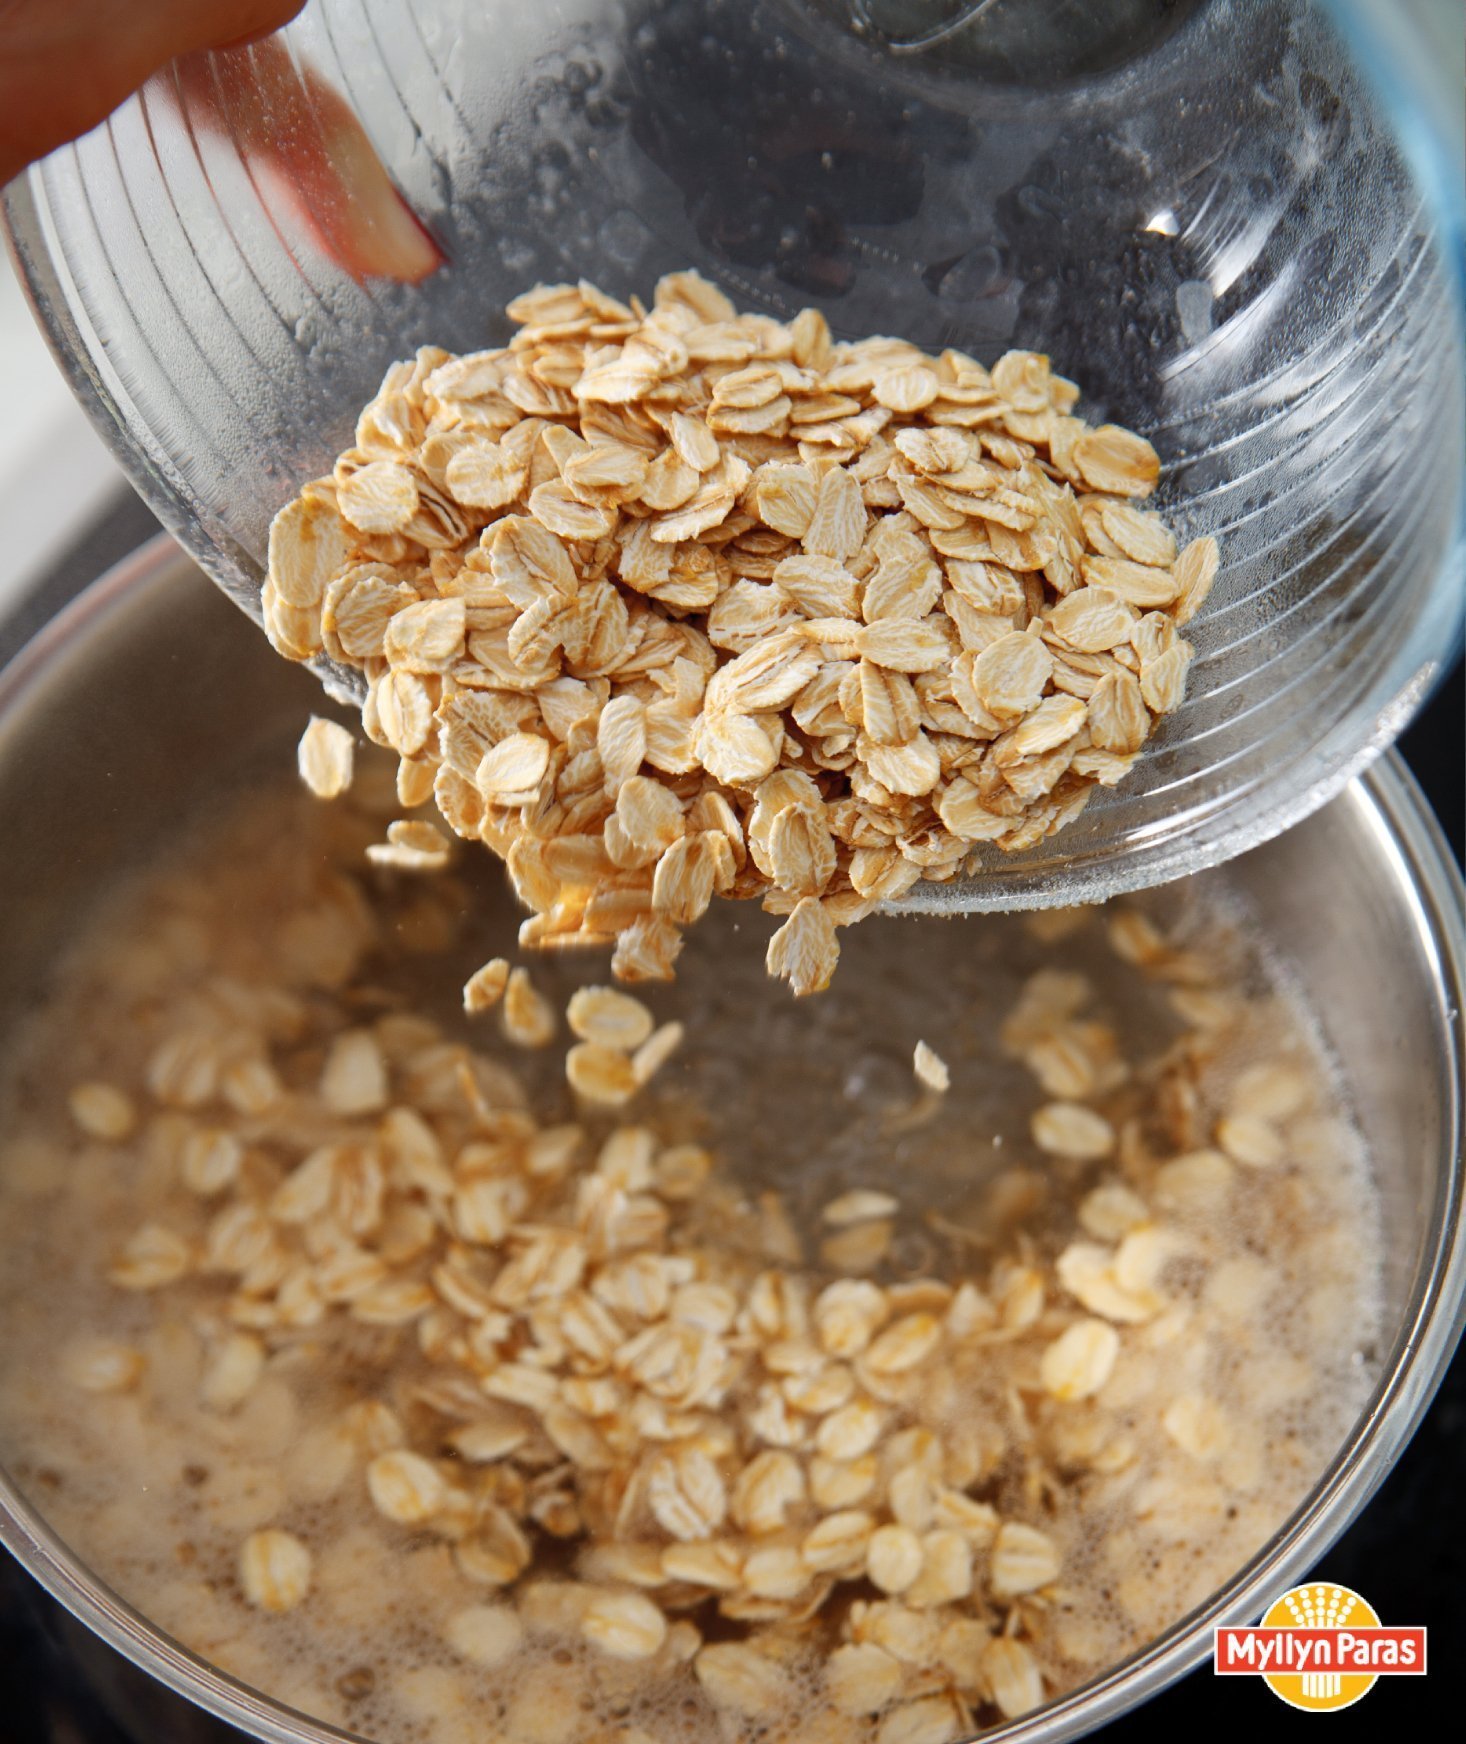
<box><xmin>0</xmin><ymin>539</ymin><xmax>1461</xmax><ymax>1742</ymax></box>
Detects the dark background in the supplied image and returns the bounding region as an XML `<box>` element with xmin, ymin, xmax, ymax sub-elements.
<box><xmin>0</xmin><ymin>493</ymin><xmax>1461</xmax><ymax>1739</ymax></box>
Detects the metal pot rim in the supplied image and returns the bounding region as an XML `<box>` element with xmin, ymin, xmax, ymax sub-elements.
<box><xmin>0</xmin><ymin>537</ymin><xmax>1461</xmax><ymax>1744</ymax></box>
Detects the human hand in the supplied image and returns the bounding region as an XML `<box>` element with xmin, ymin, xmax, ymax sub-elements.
<box><xmin>2</xmin><ymin>0</ymin><xmax>442</xmax><ymax>282</ymax></box>
<box><xmin>0</xmin><ymin>1</ymin><xmax>306</xmax><ymax>186</ymax></box>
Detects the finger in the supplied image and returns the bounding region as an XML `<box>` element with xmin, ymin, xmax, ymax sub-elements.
<box><xmin>128</xmin><ymin>1</ymin><xmax>310</xmax><ymax>57</ymax></box>
<box><xmin>170</xmin><ymin>39</ymin><xmax>445</xmax><ymax>285</ymax></box>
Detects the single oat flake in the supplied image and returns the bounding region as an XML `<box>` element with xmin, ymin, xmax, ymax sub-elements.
<box><xmin>297</xmin><ymin>716</ymin><xmax>355</xmax><ymax>799</ymax></box>
<box><xmin>263</xmin><ymin>272</ymin><xmax>1218</xmax><ymax>993</ymax></box>
<box><xmin>913</xmin><ymin>1041</ymin><xmax>950</xmax><ymax>1093</ymax></box>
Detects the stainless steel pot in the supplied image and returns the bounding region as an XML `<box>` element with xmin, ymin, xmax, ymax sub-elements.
<box><xmin>0</xmin><ymin>538</ymin><xmax>1461</xmax><ymax>1743</ymax></box>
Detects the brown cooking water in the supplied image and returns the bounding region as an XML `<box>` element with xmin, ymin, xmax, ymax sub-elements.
<box><xmin>0</xmin><ymin>750</ymin><xmax>1381</xmax><ymax>1743</ymax></box>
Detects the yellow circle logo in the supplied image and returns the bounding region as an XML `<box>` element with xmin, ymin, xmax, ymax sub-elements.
<box><xmin>1214</xmin><ymin>1580</ymin><xmax>1425</xmax><ymax>1701</ymax></box>
<box><xmin>1261</xmin><ymin>1584</ymin><xmax>1381</xmax><ymax>1712</ymax></box>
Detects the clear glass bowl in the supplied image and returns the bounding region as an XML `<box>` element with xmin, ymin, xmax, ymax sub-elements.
<box><xmin>4</xmin><ymin>0</ymin><xmax>1463</xmax><ymax>909</ymax></box>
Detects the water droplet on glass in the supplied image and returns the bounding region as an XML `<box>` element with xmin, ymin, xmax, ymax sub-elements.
<box><xmin>599</xmin><ymin>209</ymin><xmax>652</xmax><ymax>271</ymax></box>
<box><xmin>1176</xmin><ymin>279</ymin><xmax>1214</xmax><ymax>344</ymax></box>
<box><xmin>562</xmin><ymin>58</ymin><xmax>597</xmax><ymax>97</ymax></box>
<box><xmin>934</xmin><ymin>244</ymin><xmax>1004</xmax><ymax>302</ymax></box>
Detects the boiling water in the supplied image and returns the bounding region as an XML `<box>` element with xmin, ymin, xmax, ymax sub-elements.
<box><xmin>0</xmin><ymin>761</ymin><xmax>1381</xmax><ymax>1743</ymax></box>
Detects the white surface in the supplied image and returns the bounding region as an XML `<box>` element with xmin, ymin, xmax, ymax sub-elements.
<box><xmin>0</xmin><ymin>249</ymin><xmax>125</xmax><ymax>625</ymax></box>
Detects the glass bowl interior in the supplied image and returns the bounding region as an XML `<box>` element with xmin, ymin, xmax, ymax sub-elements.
<box><xmin>3</xmin><ymin>0</ymin><xmax>1463</xmax><ymax>913</ymax></box>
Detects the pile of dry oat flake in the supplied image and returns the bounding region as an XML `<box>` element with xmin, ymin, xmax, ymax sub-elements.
<box><xmin>270</xmin><ymin>270</ymin><xmax>1218</xmax><ymax>994</ymax></box>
